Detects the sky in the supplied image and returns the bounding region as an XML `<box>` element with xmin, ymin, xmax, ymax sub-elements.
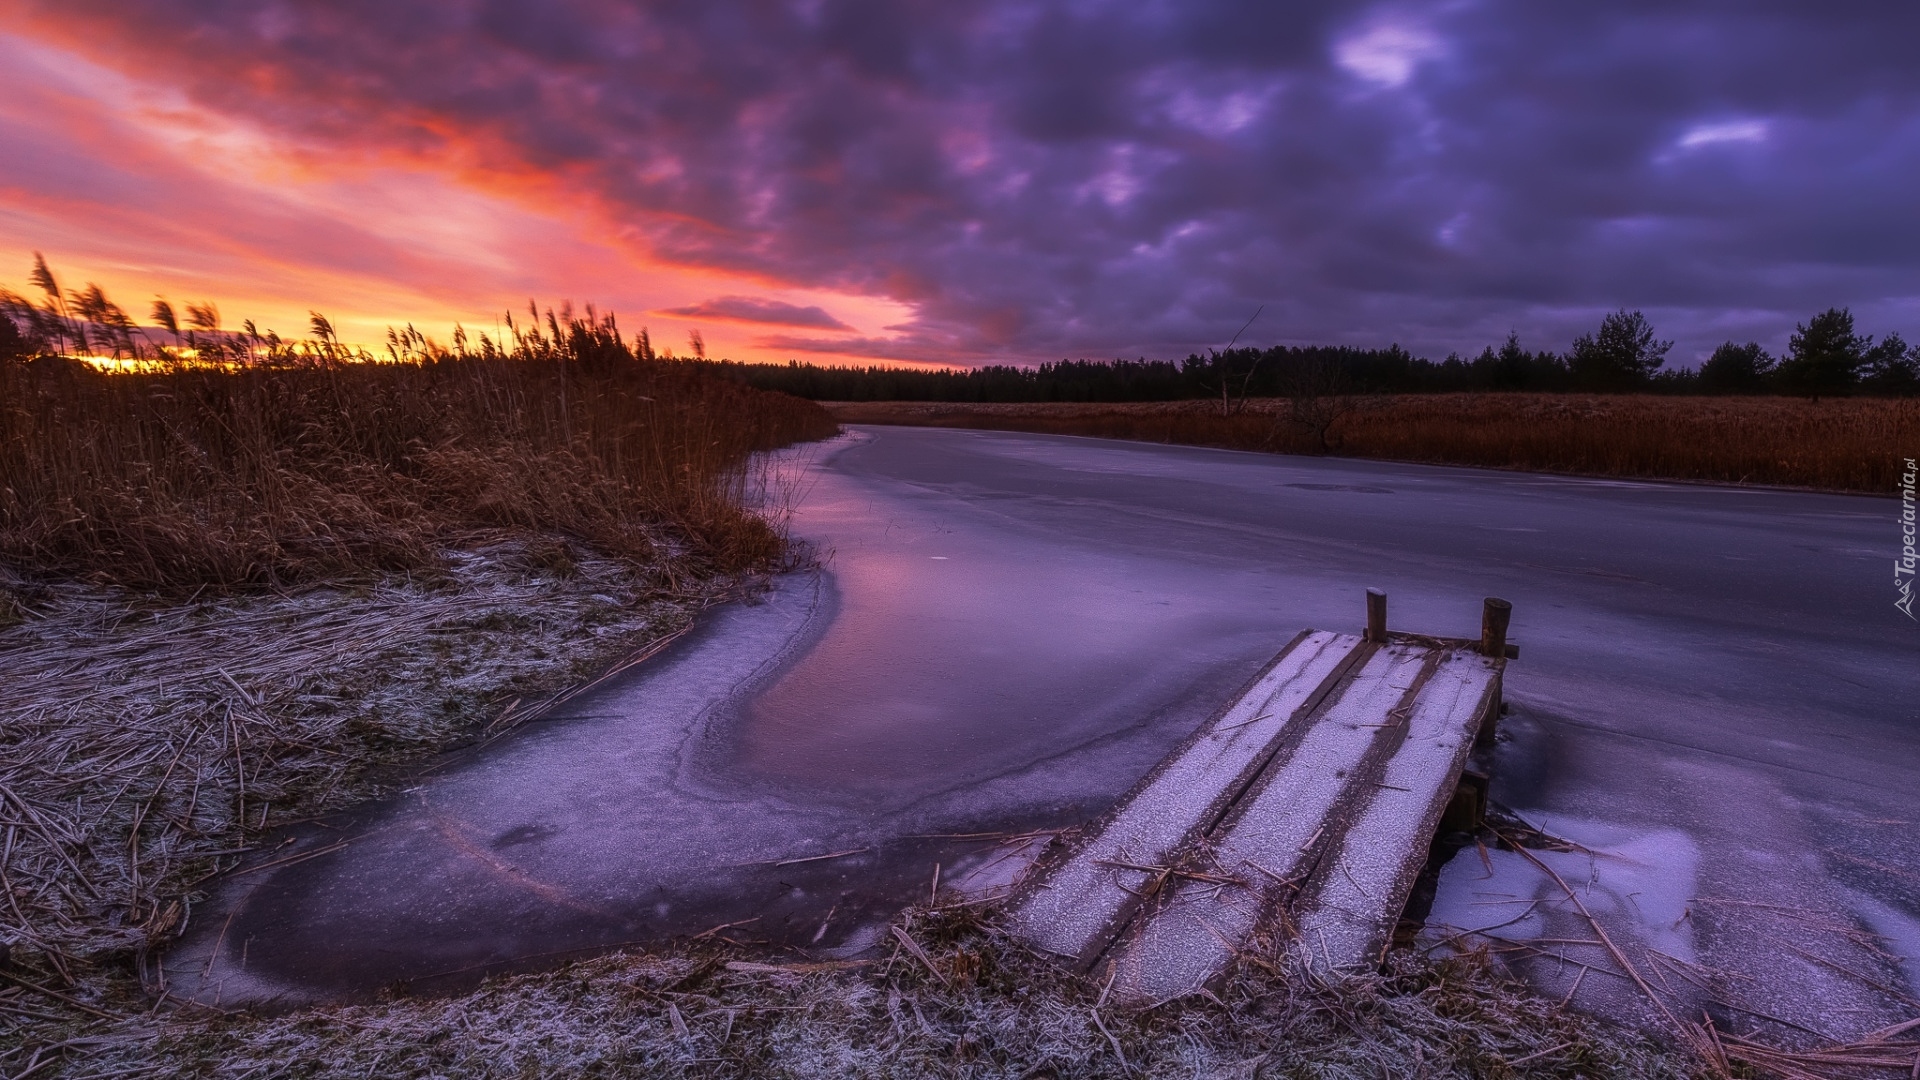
<box><xmin>2</xmin><ymin>1</ymin><xmax>1918</xmax><ymax>368</ymax></box>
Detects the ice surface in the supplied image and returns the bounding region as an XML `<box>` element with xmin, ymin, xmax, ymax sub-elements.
<box><xmin>1426</xmin><ymin>813</ymin><xmax>1701</xmax><ymax>965</ymax></box>
<box><xmin>1423</xmin><ymin>813</ymin><xmax>1704</xmax><ymax>1032</ymax></box>
<box><xmin>162</xmin><ymin>426</ymin><xmax>1920</xmax><ymax>1032</ymax></box>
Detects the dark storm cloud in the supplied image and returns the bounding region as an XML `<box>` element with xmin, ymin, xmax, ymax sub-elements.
<box><xmin>661</xmin><ymin>296</ymin><xmax>854</xmax><ymax>331</ymax></box>
<box><xmin>17</xmin><ymin>0</ymin><xmax>1920</xmax><ymax>362</ymax></box>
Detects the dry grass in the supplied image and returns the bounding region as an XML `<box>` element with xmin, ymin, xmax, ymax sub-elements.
<box><xmin>20</xmin><ymin>905</ymin><xmax>1707</xmax><ymax>1079</ymax></box>
<box><xmin>0</xmin><ymin>538</ymin><xmax>744</xmax><ymax>1047</ymax></box>
<box><xmin>826</xmin><ymin>395</ymin><xmax>1919</xmax><ymax>494</ymax></box>
<box><xmin>1</xmin><ymin>330</ymin><xmax>838</xmax><ymax>594</ymax></box>
<box><xmin>0</xmin><ymin>540</ymin><xmax>705</xmax><ymax>969</ymax></box>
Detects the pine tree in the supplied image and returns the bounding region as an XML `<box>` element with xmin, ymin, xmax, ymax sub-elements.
<box><xmin>1569</xmin><ymin>310</ymin><xmax>1670</xmax><ymax>389</ymax></box>
<box><xmin>1778</xmin><ymin>307</ymin><xmax>1868</xmax><ymax>398</ymax></box>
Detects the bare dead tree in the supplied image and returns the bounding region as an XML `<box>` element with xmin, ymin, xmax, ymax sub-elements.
<box><xmin>1201</xmin><ymin>305</ymin><xmax>1265</xmax><ymax>416</ymax></box>
<box><xmin>1275</xmin><ymin>352</ymin><xmax>1367</xmax><ymax>451</ymax></box>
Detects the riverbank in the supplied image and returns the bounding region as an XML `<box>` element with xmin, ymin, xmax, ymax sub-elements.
<box><xmin>39</xmin><ymin>906</ymin><xmax>1700</xmax><ymax>1079</ymax></box>
<box><xmin>0</xmin><ymin>333</ymin><xmax>841</xmax><ymax>1066</ymax></box>
<box><xmin>824</xmin><ymin>395</ymin><xmax>1917</xmax><ymax>494</ymax></box>
<box><xmin>0</xmin><ymin>537</ymin><xmax>723</xmax><ymax>1013</ymax></box>
<box><xmin>0</xmin><ymin>537</ymin><xmax>1713</xmax><ymax>1080</ymax></box>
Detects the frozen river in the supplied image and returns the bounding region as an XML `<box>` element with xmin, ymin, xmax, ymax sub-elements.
<box><xmin>172</xmin><ymin>427</ymin><xmax>1919</xmax><ymax>1037</ymax></box>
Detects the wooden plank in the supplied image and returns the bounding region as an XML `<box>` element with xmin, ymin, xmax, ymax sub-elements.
<box><xmin>1099</xmin><ymin>644</ymin><xmax>1438</xmax><ymax>1003</ymax></box>
<box><xmin>1004</xmin><ymin>630</ymin><xmax>1366</xmax><ymax>965</ymax></box>
<box><xmin>1290</xmin><ymin>649</ymin><xmax>1501</xmax><ymax>973</ymax></box>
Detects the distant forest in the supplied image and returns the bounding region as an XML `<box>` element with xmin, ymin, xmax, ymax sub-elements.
<box><xmin>5</xmin><ymin>280</ymin><xmax>1915</xmax><ymax>403</ymax></box>
<box><xmin>713</xmin><ymin>308</ymin><xmax>1920</xmax><ymax>401</ymax></box>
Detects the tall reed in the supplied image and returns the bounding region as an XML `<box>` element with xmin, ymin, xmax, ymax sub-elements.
<box><xmin>1</xmin><ymin>317</ymin><xmax>838</xmax><ymax>593</ymax></box>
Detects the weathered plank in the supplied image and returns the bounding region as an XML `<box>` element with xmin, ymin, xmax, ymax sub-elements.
<box><xmin>1290</xmin><ymin>649</ymin><xmax>1500</xmax><ymax>973</ymax></box>
<box><xmin>1100</xmin><ymin>644</ymin><xmax>1436</xmax><ymax>1002</ymax></box>
<box><xmin>1004</xmin><ymin>630</ymin><xmax>1365</xmax><ymax>965</ymax></box>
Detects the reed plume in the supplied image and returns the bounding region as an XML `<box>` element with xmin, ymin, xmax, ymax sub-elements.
<box><xmin>0</xmin><ymin>259</ymin><xmax>839</xmax><ymax>593</ymax></box>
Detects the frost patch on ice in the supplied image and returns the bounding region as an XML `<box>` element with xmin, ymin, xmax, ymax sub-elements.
<box><xmin>1846</xmin><ymin>888</ymin><xmax>1920</xmax><ymax>995</ymax></box>
<box><xmin>1426</xmin><ymin>813</ymin><xmax>1701</xmax><ymax>966</ymax></box>
<box><xmin>946</xmin><ymin>834</ymin><xmax>1051</xmax><ymax>902</ymax></box>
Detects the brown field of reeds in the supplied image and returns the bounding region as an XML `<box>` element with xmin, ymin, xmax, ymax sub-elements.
<box><xmin>826</xmin><ymin>394</ymin><xmax>1917</xmax><ymax>494</ymax></box>
<box><xmin>1</xmin><ymin>321</ymin><xmax>838</xmax><ymax>597</ymax></box>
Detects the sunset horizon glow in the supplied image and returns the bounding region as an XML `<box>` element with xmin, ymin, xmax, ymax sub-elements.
<box><xmin>5</xmin><ymin>2</ymin><xmax>1919</xmax><ymax>368</ymax></box>
<box><xmin>0</xmin><ymin>24</ymin><xmax>927</xmax><ymax>367</ymax></box>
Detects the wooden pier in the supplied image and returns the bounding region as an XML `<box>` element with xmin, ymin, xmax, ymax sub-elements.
<box><xmin>1005</xmin><ymin>594</ymin><xmax>1512</xmax><ymax>1004</ymax></box>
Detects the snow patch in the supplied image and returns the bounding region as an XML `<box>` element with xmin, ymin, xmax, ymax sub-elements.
<box><xmin>1846</xmin><ymin>888</ymin><xmax>1920</xmax><ymax>995</ymax></box>
<box><xmin>1427</xmin><ymin>813</ymin><xmax>1701</xmax><ymax>966</ymax></box>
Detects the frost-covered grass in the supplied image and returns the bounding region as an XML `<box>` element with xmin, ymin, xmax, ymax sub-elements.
<box><xmin>0</xmin><ymin>537</ymin><xmax>727</xmax><ymax>1043</ymax></box>
<box><xmin>24</xmin><ymin>906</ymin><xmax>1705</xmax><ymax>1080</ymax></box>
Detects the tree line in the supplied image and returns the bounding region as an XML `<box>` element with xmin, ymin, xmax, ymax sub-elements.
<box><xmin>708</xmin><ymin>308</ymin><xmax>1919</xmax><ymax>401</ymax></box>
<box><xmin>4</xmin><ymin>255</ymin><xmax>1913</xmax><ymax>402</ymax></box>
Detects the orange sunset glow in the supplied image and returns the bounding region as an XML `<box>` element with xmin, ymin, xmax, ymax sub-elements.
<box><xmin>0</xmin><ymin>24</ymin><xmax>919</xmax><ymax>366</ymax></box>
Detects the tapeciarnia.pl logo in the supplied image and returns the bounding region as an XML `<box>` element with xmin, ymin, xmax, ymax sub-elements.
<box><xmin>1899</xmin><ymin>457</ymin><xmax>1917</xmax><ymax>620</ymax></box>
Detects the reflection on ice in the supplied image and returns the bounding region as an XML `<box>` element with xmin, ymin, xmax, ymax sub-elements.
<box><xmin>1846</xmin><ymin>889</ymin><xmax>1920</xmax><ymax>997</ymax></box>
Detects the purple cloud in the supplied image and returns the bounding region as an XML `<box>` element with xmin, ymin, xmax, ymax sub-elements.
<box><xmin>660</xmin><ymin>296</ymin><xmax>853</xmax><ymax>331</ymax></box>
<box><xmin>10</xmin><ymin>0</ymin><xmax>1920</xmax><ymax>365</ymax></box>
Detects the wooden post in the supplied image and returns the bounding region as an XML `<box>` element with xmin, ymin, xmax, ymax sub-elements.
<box><xmin>1366</xmin><ymin>589</ymin><xmax>1387</xmax><ymax>643</ymax></box>
<box><xmin>1441</xmin><ymin>771</ymin><xmax>1489</xmax><ymax>833</ymax></box>
<box><xmin>1481</xmin><ymin>597</ymin><xmax>1512</xmax><ymax>657</ymax></box>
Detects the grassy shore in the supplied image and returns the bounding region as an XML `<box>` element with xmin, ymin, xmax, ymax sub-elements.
<box><xmin>0</xmin><ymin>325</ymin><xmax>1884</xmax><ymax>1077</ymax></box>
<box><xmin>825</xmin><ymin>395</ymin><xmax>1918</xmax><ymax>494</ymax></box>
<box><xmin>38</xmin><ymin>907</ymin><xmax>1703</xmax><ymax>1080</ymax></box>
